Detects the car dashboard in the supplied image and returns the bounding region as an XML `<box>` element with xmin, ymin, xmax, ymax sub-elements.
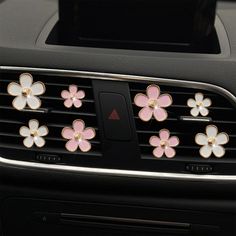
<box><xmin>0</xmin><ymin>0</ymin><xmax>236</xmax><ymax>235</ymax></box>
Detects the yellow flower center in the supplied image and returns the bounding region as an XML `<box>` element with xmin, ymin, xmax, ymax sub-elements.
<box><xmin>31</xmin><ymin>130</ymin><xmax>38</xmax><ymax>137</ymax></box>
<box><xmin>22</xmin><ymin>88</ymin><xmax>32</xmax><ymax>97</ymax></box>
<box><xmin>196</xmin><ymin>101</ymin><xmax>204</xmax><ymax>107</ymax></box>
<box><xmin>208</xmin><ymin>137</ymin><xmax>216</xmax><ymax>146</ymax></box>
<box><xmin>148</xmin><ymin>99</ymin><xmax>158</xmax><ymax>109</ymax></box>
<box><xmin>160</xmin><ymin>140</ymin><xmax>168</xmax><ymax>148</ymax></box>
<box><xmin>74</xmin><ymin>132</ymin><xmax>83</xmax><ymax>141</ymax></box>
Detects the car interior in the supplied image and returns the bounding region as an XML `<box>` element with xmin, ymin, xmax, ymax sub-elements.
<box><xmin>0</xmin><ymin>0</ymin><xmax>236</xmax><ymax>235</ymax></box>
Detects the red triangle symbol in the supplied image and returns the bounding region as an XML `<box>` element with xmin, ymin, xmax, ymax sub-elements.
<box><xmin>108</xmin><ymin>109</ymin><xmax>120</xmax><ymax>120</ymax></box>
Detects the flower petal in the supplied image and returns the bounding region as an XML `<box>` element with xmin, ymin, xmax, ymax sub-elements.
<box><xmin>83</xmin><ymin>128</ymin><xmax>96</xmax><ymax>140</ymax></box>
<box><xmin>34</xmin><ymin>136</ymin><xmax>46</xmax><ymax>148</ymax></box>
<box><xmin>157</xmin><ymin>94</ymin><xmax>172</xmax><ymax>108</ymax></box>
<box><xmin>199</xmin><ymin>107</ymin><xmax>209</xmax><ymax>116</ymax></box>
<box><xmin>159</xmin><ymin>129</ymin><xmax>170</xmax><ymax>141</ymax></box>
<box><xmin>23</xmin><ymin>136</ymin><xmax>34</xmax><ymax>148</ymax></box>
<box><xmin>216</xmin><ymin>132</ymin><xmax>229</xmax><ymax>145</ymax></box>
<box><xmin>212</xmin><ymin>145</ymin><xmax>225</xmax><ymax>158</ymax></box>
<box><xmin>19</xmin><ymin>126</ymin><xmax>30</xmax><ymax>137</ymax></box>
<box><xmin>73</xmin><ymin>99</ymin><xmax>82</xmax><ymax>108</ymax></box>
<box><xmin>200</xmin><ymin>145</ymin><xmax>212</xmax><ymax>158</ymax></box>
<box><xmin>12</xmin><ymin>96</ymin><xmax>27</xmax><ymax>110</ymax></box>
<box><xmin>195</xmin><ymin>93</ymin><xmax>204</xmax><ymax>102</ymax></box>
<box><xmin>31</xmin><ymin>82</ymin><xmax>45</xmax><ymax>96</ymax></box>
<box><xmin>7</xmin><ymin>82</ymin><xmax>22</xmax><ymax>96</ymax></box>
<box><xmin>62</xmin><ymin>127</ymin><xmax>75</xmax><ymax>140</ymax></box>
<box><xmin>73</xmin><ymin>119</ymin><xmax>85</xmax><ymax>132</ymax></box>
<box><xmin>19</xmin><ymin>73</ymin><xmax>33</xmax><ymax>88</ymax></box>
<box><xmin>134</xmin><ymin>93</ymin><xmax>148</xmax><ymax>107</ymax></box>
<box><xmin>29</xmin><ymin>119</ymin><xmax>39</xmax><ymax>131</ymax></box>
<box><xmin>27</xmin><ymin>95</ymin><xmax>41</xmax><ymax>110</ymax></box>
<box><xmin>168</xmin><ymin>136</ymin><xmax>179</xmax><ymax>147</ymax></box>
<box><xmin>69</xmin><ymin>85</ymin><xmax>78</xmax><ymax>95</ymax></box>
<box><xmin>38</xmin><ymin>126</ymin><xmax>49</xmax><ymax>137</ymax></box>
<box><xmin>165</xmin><ymin>147</ymin><xmax>176</xmax><ymax>158</ymax></box>
<box><xmin>78</xmin><ymin>140</ymin><xmax>92</xmax><ymax>152</ymax></box>
<box><xmin>64</xmin><ymin>99</ymin><xmax>73</xmax><ymax>108</ymax></box>
<box><xmin>138</xmin><ymin>107</ymin><xmax>153</xmax><ymax>122</ymax></box>
<box><xmin>153</xmin><ymin>108</ymin><xmax>167</xmax><ymax>122</ymax></box>
<box><xmin>66</xmin><ymin>139</ymin><xmax>79</xmax><ymax>152</ymax></box>
<box><xmin>203</xmin><ymin>98</ymin><xmax>212</xmax><ymax>107</ymax></box>
<box><xmin>195</xmin><ymin>133</ymin><xmax>208</xmax><ymax>145</ymax></box>
<box><xmin>206</xmin><ymin>125</ymin><xmax>218</xmax><ymax>138</ymax></box>
<box><xmin>153</xmin><ymin>147</ymin><xmax>164</xmax><ymax>158</ymax></box>
<box><xmin>149</xmin><ymin>136</ymin><xmax>160</xmax><ymax>147</ymax></box>
<box><xmin>190</xmin><ymin>107</ymin><xmax>200</xmax><ymax>117</ymax></box>
<box><xmin>61</xmin><ymin>90</ymin><xmax>71</xmax><ymax>99</ymax></box>
<box><xmin>187</xmin><ymin>98</ymin><xmax>197</xmax><ymax>108</ymax></box>
<box><xmin>75</xmin><ymin>90</ymin><xmax>85</xmax><ymax>99</ymax></box>
<box><xmin>147</xmin><ymin>85</ymin><xmax>160</xmax><ymax>99</ymax></box>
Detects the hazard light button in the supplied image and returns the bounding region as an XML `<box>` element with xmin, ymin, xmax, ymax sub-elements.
<box><xmin>99</xmin><ymin>93</ymin><xmax>132</xmax><ymax>141</ymax></box>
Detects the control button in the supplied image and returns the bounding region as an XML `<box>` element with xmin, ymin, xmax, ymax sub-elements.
<box><xmin>186</xmin><ymin>164</ymin><xmax>213</xmax><ymax>174</ymax></box>
<box><xmin>99</xmin><ymin>93</ymin><xmax>132</xmax><ymax>141</ymax></box>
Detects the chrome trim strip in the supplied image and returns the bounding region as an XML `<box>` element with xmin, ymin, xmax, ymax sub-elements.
<box><xmin>1</xmin><ymin>157</ymin><xmax>236</xmax><ymax>181</ymax></box>
<box><xmin>1</xmin><ymin>65</ymin><xmax>236</xmax><ymax>181</ymax></box>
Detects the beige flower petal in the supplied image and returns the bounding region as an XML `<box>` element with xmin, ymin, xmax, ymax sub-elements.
<box><xmin>31</xmin><ymin>82</ymin><xmax>45</xmax><ymax>96</ymax></box>
<box><xmin>216</xmin><ymin>133</ymin><xmax>229</xmax><ymax>145</ymax></box>
<box><xmin>19</xmin><ymin>73</ymin><xmax>33</xmax><ymax>88</ymax></box>
<box><xmin>195</xmin><ymin>133</ymin><xmax>208</xmax><ymax>146</ymax></box>
<box><xmin>195</xmin><ymin>93</ymin><xmax>204</xmax><ymax>102</ymax></box>
<box><xmin>38</xmin><ymin>126</ymin><xmax>49</xmax><ymax>137</ymax></box>
<box><xmin>206</xmin><ymin>125</ymin><xmax>218</xmax><ymax>138</ymax></box>
<box><xmin>12</xmin><ymin>95</ymin><xmax>27</xmax><ymax>110</ymax></box>
<box><xmin>202</xmin><ymin>98</ymin><xmax>212</xmax><ymax>107</ymax></box>
<box><xmin>199</xmin><ymin>107</ymin><xmax>209</xmax><ymax>116</ymax></box>
<box><xmin>212</xmin><ymin>145</ymin><xmax>225</xmax><ymax>158</ymax></box>
<box><xmin>27</xmin><ymin>95</ymin><xmax>41</xmax><ymax>110</ymax></box>
<box><xmin>200</xmin><ymin>145</ymin><xmax>212</xmax><ymax>158</ymax></box>
<box><xmin>19</xmin><ymin>126</ymin><xmax>31</xmax><ymax>137</ymax></box>
<box><xmin>187</xmin><ymin>98</ymin><xmax>197</xmax><ymax>108</ymax></box>
<box><xmin>34</xmin><ymin>136</ymin><xmax>46</xmax><ymax>148</ymax></box>
<box><xmin>190</xmin><ymin>107</ymin><xmax>200</xmax><ymax>117</ymax></box>
<box><xmin>29</xmin><ymin>119</ymin><xmax>39</xmax><ymax>131</ymax></box>
<box><xmin>7</xmin><ymin>82</ymin><xmax>22</xmax><ymax>96</ymax></box>
<box><xmin>23</xmin><ymin>136</ymin><xmax>34</xmax><ymax>148</ymax></box>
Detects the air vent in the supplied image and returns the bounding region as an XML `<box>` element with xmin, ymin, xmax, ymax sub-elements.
<box><xmin>0</xmin><ymin>71</ymin><xmax>101</xmax><ymax>165</ymax></box>
<box><xmin>1</xmin><ymin>67</ymin><xmax>236</xmax><ymax>178</ymax></box>
<box><xmin>130</xmin><ymin>82</ymin><xmax>236</xmax><ymax>174</ymax></box>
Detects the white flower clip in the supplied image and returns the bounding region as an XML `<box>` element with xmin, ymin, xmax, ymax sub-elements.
<box><xmin>187</xmin><ymin>93</ymin><xmax>211</xmax><ymax>117</ymax></box>
<box><xmin>195</xmin><ymin>125</ymin><xmax>229</xmax><ymax>158</ymax></box>
<box><xmin>7</xmin><ymin>73</ymin><xmax>46</xmax><ymax>110</ymax></box>
<box><xmin>19</xmin><ymin>119</ymin><xmax>49</xmax><ymax>148</ymax></box>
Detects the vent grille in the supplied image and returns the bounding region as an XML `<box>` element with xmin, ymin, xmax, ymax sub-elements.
<box><xmin>129</xmin><ymin>82</ymin><xmax>236</xmax><ymax>163</ymax></box>
<box><xmin>0</xmin><ymin>72</ymin><xmax>101</xmax><ymax>164</ymax></box>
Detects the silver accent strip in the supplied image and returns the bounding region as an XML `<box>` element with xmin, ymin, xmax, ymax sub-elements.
<box><xmin>180</xmin><ymin>116</ymin><xmax>212</xmax><ymax>122</ymax></box>
<box><xmin>0</xmin><ymin>157</ymin><xmax>236</xmax><ymax>181</ymax></box>
<box><xmin>1</xmin><ymin>65</ymin><xmax>236</xmax><ymax>181</ymax></box>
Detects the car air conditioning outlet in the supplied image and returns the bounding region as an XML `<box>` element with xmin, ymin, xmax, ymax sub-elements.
<box><xmin>0</xmin><ymin>70</ymin><xmax>102</xmax><ymax>166</ymax></box>
<box><xmin>130</xmin><ymin>81</ymin><xmax>236</xmax><ymax>175</ymax></box>
<box><xmin>0</xmin><ymin>67</ymin><xmax>236</xmax><ymax>178</ymax></box>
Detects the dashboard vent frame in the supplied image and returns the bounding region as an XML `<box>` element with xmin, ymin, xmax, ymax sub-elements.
<box><xmin>0</xmin><ymin>66</ymin><xmax>236</xmax><ymax>182</ymax></box>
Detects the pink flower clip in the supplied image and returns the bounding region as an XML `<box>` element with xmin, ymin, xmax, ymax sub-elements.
<box><xmin>62</xmin><ymin>119</ymin><xmax>96</xmax><ymax>152</ymax></box>
<box><xmin>134</xmin><ymin>84</ymin><xmax>172</xmax><ymax>122</ymax></box>
<box><xmin>61</xmin><ymin>85</ymin><xmax>85</xmax><ymax>108</ymax></box>
<box><xmin>149</xmin><ymin>129</ymin><xmax>179</xmax><ymax>158</ymax></box>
